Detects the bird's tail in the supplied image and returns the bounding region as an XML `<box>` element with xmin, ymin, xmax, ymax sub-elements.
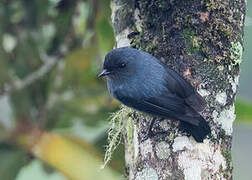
<box><xmin>179</xmin><ymin>116</ymin><xmax>211</xmax><ymax>142</ymax></box>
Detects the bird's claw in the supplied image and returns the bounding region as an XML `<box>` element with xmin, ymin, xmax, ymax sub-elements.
<box><xmin>141</xmin><ymin>129</ymin><xmax>169</xmax><ymax>142</ymax></box>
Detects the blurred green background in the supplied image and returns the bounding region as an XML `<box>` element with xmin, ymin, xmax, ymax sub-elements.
<box><xmin>0</xmin><ymin>0</ymin><xmax>251</xmax><ymax>180</ymax></box>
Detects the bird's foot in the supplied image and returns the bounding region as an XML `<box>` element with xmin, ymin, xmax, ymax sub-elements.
<box><xmin>141</xmin><ymin>129</ymin><xmax>169</xmax><ymax>142</ymax></box>
<box><xmin>141</xmin><ymin>117</ymin><xmax>168</xmax><ymax>142</ymax></box>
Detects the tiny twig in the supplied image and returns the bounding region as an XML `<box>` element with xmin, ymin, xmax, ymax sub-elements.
<box><xmin>0</xmin><ymin>57</ymin><xmax>58</xmax><ymax>96</ymax></box>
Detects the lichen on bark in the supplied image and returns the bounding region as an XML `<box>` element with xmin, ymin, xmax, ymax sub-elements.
<box><xmin>110</xmin><ymin>0</ymin><xmax>246</xmax><ymax>179</ymax></box>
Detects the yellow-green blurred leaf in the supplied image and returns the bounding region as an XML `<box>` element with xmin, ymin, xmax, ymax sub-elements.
<box><xmin>30</xmin><ymin>132</ymin><xmax>122</xmax><ymax>180</ymax></box>
<box><xmin>63</xmin><ymin>47</ymin><xmax>100</xmax><ymax>89</ymax></box>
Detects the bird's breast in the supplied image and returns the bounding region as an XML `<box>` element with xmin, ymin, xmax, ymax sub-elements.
<box><xmin>108</xmin><ymin>78</ymin><xmax>166</xmax><ymax>102</ymax></box>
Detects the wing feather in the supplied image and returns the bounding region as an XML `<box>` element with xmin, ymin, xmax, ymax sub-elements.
<box><xmin>118</xmin><ymin>92</ymin><xmax>187</xmax><ymax>121</ymax></box>
<box><xmin>164</xmin><ymin>66</ymin><xmax>207</xmax><ymax>112</ymax></box>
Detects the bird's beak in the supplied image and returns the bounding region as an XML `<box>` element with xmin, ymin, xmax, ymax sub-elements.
<box><xmin>98</xmin><ymin>69</ymin><xmax>111</xmax><ymax>78</ymax></box>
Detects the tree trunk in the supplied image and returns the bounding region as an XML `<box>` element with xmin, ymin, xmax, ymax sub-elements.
<box><xmin>110</xmin><ymin>0</ymin><xmax>246</xmax><ymax>179</ymax></box>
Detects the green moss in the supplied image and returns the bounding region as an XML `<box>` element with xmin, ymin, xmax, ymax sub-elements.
<box><xmin>221</xmin><ymin>149</ymin><xmax>232</xmax><ymax>166</ymax></box>
<box><xmin>183</xmin><ymin>28</ymin><xmax>195</xmax><ymax>41</ymax></box>
<box><xmin>182</xmin><ymin>28</ymin><xmax>201</xmax><ymax>54</ymax></box>
<box><xmin>205</xmin><ymin>0</ymin><xmax>217</xmax><ymax>11</ymax></box>
<box><xmin>221</xmin><ymin>148</ymin><xmax>233</xmax><ymax>179</ymax></box>
<box><xmin>217</xmin><ymin>24</ymin><xmax>231</xmax><ymax>37</ymax></box>
<box><xmin>130</xmin><ymin>31</ymin><xmax>158</xmax><ymax>54</ymax></box>
<box><xmin>225</xmin><ymin>30</ymin><xmax>231</xmax><ymax>36</ymax></box>
<box><xmin>126</xmin><ymin>116</ymin><xmax>134</xmax><ymax>153</ymax></box>
<box><xmin>184</xmin><ymin>14</ymin><xmax>192</xmax><ymax>24</ymax></box>
<box><xmin>192</xmin><ymin>36</ymin><xmax>201</xmax><ymax>49</ymax></box>
<box><xmin>230</xmin><ymin>42</ymin><xmax>243</xmax><ymax>65</ymax></box>
<box><xmin>168</xmin><ymin>132</ymin><xmax>175</xmax><ymax>141</ymax></box>
<box><xmin>103</xmin><ymin>106</ymin><xmax>133</xmax><ymax>167</ymax></box>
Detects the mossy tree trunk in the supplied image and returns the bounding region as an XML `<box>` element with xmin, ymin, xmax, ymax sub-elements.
<box><xmin>110</xmin><ymin>0</ymin><xmax>246</xmax><ymax>179</ymax></box>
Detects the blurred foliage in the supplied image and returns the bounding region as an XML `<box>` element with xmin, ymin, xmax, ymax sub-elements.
<box><xmin>235</xmin><ymin>100</ymin><xmax>252</xmax><ymax>122</ymax></box>
<box><xmin>0</xmin><ymin>144</ymin><xmax>28</xmax><ymax>180</ymax></box>
<box><xmin>0</xmin><ymin>0</ymin><xmax>124</xmax><ymax>179</ymax></box>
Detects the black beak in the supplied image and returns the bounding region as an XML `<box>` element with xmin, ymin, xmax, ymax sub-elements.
<box><xmin>98</xmin><ymin>69</ymin><xmax>111</xmax><ymax>78</ymax></box>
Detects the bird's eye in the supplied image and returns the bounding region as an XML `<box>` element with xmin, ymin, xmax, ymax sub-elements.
<box><xmin>120</xmin><ymin>63</ymin><xmax>126</xmax><ymax>68</ymax></box>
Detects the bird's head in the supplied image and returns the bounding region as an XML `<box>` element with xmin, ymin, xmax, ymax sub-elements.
<box><xmin>98</xmin><ymin>47</ymin><xmax>139</xmax><ymax>79</ymax></box>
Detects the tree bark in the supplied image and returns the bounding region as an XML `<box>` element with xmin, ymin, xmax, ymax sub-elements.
<box><xmin>110</xmin><ymin>0</ymin><xmax>246</xmax><ymax>179</ymax></box>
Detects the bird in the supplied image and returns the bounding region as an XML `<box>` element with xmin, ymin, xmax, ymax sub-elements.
<box><xmin>98</xmin><ymin>47</ymin><xmax>210</xmax><ymax>142</ymax></box>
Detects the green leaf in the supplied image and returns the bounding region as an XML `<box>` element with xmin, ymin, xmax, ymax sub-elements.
<box><xmin>0</xmin><ymin>145</ymin><xmax>27</xmax><ymax>180</ymax></box>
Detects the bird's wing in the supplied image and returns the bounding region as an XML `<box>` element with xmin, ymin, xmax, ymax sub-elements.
<box><xmin>128</xmin><ymin>92</ymin><xmax>195</xmax><ymax>122</ymax></box>
<box><xmin>139</xmin><ymin>94</ymin><xmax>200</xmax><ymax>126</ymax></box>
<box><xmin>114</xmin><ymin>87</ymin><xmax>201</xmax><ymax>126</ymax></box>
<box><xmin>164</xmin><ymin>67</ymin><xmax>207</xmax><ymax>112</ymax></box>
<box><xmin>143</xmin><ymin>93</ymin><xmax>185</xmax><ymax>114</ymax></box>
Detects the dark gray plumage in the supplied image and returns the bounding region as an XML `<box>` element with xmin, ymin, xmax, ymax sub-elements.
<box><xmin>99</xmin><ymin>47</ymin><xmax>210</xmax><ymax>142</ymax></box>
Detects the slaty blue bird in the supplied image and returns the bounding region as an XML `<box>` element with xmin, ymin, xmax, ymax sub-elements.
<box><xmin>98</xmin><ymin>47</ymin><xmax>210</xmax><ymax>142</ymax></box>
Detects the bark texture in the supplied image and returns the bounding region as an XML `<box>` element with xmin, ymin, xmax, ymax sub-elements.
<box><xmin>110</xmin><ymin>0</ymin><xmax>246</xmax><ymax>179</ymax></box>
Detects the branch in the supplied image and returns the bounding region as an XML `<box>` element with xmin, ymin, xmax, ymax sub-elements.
<box><xmin>1</xmin><ymin>58</ymin><xmax>56</xmax><ymax>95</ymax></box>
<box><xmin>0</xmin><ymin>0</ymin><xmax>80</xmax><ymax>96</ymax></box>
<box><xmin>0</xmin><ymin>44</ymin><xmax>68</xmax><ymax>96</ymax></box>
